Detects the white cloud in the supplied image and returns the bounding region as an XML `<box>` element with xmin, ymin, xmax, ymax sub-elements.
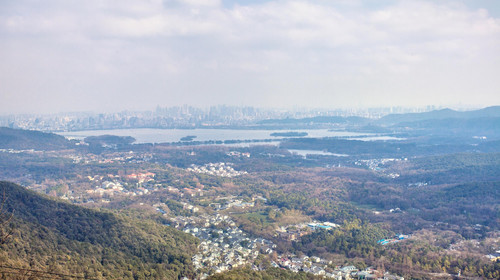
<box><xmin>179</xmin><ymin>0</ymin><xmax>221</xmax><ymax>7</ymax></box>
<box><xmin>0</xmin><ymin>0</ymin><xmax>499</xmax><ymax>113</ymax></box>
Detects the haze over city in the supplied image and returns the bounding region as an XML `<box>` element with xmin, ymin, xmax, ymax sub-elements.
<box><xmin>1</xmin><ymin>0</ymin><xmax>500</xmax><ymax>114</ymax></box>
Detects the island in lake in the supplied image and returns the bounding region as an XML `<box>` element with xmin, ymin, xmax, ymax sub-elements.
<box><xmin>270</xmin><ymin>131</ymin><xmax>308</xmax><ymax>137</ymax></box>
<box><xmin>180</xmin><ymin>135</ymin><xmax>197</xmax><ymax>141</ymax></box>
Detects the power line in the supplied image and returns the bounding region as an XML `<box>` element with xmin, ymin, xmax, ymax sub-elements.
<box><xmin>0</xmin><ymin>265</ymin><xmax>96</xmax><ymax>280</ymax></box>
<box><xmin>0</xmin><ymin>271</ymin><xmax>64</xmax><ymax>280</ymax></box>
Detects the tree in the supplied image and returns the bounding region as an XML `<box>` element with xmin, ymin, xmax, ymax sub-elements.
<box><xmin>0</xmin><ymin>191</ymin><xmax>14</xmax><ymax>244</ymax></box>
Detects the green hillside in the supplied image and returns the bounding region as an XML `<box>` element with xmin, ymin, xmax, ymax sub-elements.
<box><xmin>0</xmin><ymin>181</ymin><xmax>198</xmax><ymax>280</ymax></box>
<box><xmin>0</xmin><ymin>127</ymin><xmax>73</xmax><ymax>150</ymax></box>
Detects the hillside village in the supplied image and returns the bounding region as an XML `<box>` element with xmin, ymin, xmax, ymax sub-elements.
<box><xmin>187</xmin><ymin>162</ymin><xmax>248</xmax><ymax>177</ymax></box>
<box><xmin>168</xmin><ymin>210</ymin><xmax>405</xmax><ymax>280</ymax></box>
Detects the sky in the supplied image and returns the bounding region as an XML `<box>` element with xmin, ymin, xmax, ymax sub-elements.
<box><xmin>1</xmin><ymin>0</ymin><xmax>499</xmax><ymax>114</ymax></box>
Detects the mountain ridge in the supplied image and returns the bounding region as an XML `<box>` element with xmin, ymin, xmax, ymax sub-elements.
<box><xmin>0</xmin><ymin>181</ymin><xmax>198</xmax><ymax>279</ymax></box>
<box><xmin>378</xmin><ymin>105</ymin><xmax>500</xmax><ymax>125</ymax></box>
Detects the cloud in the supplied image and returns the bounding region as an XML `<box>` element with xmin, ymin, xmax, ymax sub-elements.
<box><xmin>0</xmin><ymin>0</ymin><xmax>499</xmax><ymax>113</ymax></box>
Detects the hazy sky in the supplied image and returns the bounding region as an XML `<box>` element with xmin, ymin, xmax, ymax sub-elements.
<box><xmin>1</xmin><ymin>0</ymin><xmax>499</xmax><ymax>114</ymax></box>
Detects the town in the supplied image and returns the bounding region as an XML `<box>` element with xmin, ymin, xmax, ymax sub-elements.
<box><xmin>187</xmin><ymin>163</ymin><xmax>248</xmax><ymax>177</ymax></box>
<box><xmin>166</xmin><ymin>204</ymin><xmax>405</xmax><ymax>280</ymax></box>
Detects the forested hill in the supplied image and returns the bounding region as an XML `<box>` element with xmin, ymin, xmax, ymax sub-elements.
<box><xmin>258</xmin><ymin>116</ymin><xmax>368</xmax><ymax>125</ymax></box>
<box><xmin>0</xmin><ymin>127</ymin><xmax>74</xmax><ymax>150</ymax></box>
<box><xmin>0</xmin><ymin>181</ymin><xmax>199</xmax><ymax>279</ymax></box>
<box><xmin>378</xmin><ymin>106</ymin><xmax>500</xmax><ymax>125</ymax></box>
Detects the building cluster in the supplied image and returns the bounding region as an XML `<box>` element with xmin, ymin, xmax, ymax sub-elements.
<box><xmin>187</xmin><ymin>163</ymin><xmax>247</xmax><ymax>177</ymax></box>
<box><xmin>64</xmin><ymin>151</ymin><xmax>152</xmax><ymax>164</ymax></box>
<box><xmin>355</xmin><ymin>158</ymin><xmax>399</xmax><ymax>171</ymax></box>
<box><xmin>1</xmin><ymin>149</ymin><xmax>153</xmax><ymax>167</ymax></box>
<box><xmin>212</xmin><ymin>198</ymin><xmax>255</xmax><ymax>210</ymax></box>
<box><xmin>377</xmin><ymin>234</ymin><xmax>411</xmax><ymax>245</ymax></box>
<box><xmin>355</xmin><ymin>158</ymin><xmax>403</xmax><ymax>178</ymax></box>
<box><xmin>83</xmin><ymin>172</ymin><xmax>158</xmax><ymax>201</ymax></box>
<box><xmin>274</xmin><ymin>256</ymin><xmax>403</xmax><ymax>279</ymax></box>
<box><xmin>226</xmin><ymin>151</ymin><xmax>251</xmax><ymax>158</ymax></box>
<box><xmin>224</xmin><ymin>199</ymin><xmax>254</xmax><ymax>209</ymax></box>
<box><xmin>275</xmin><ymin>255</ymin><xmax>331</xmax><ymax>275</ymax></box>
<box><xmin>155</xmin><ymin>201</ymin><xmax>200</xmax><ymax>214</ymax></box>
<box><xmin>486</xmin><ymin>250</ymin><xmax>500</xmax><ymax>262</ymax></box>
<box><xmin>167</xmin><ymin>213</ymin><xmax>274</xmax><ymax>277</ymax></box>
<box><xmin>126</xmin><ymin>191</ymin><xmax>405</xmax><ymax>280</ymax></box>
<box><xmin>169</xmin><ymin>214</ymin><xmax>235</xmax><ymax>229</ymax></box>
<box><xmin>0</xmin><ymin>148</ymin><xmax>42</xmax><ymax>154</ymax></box>
<box><xmin>209</xmin><ymin>195</ymin><xmax>267</xmax><ymax>211</ymax></box>
<box><xmin>125</xmin><ymin>172</ymin><xmax>155</xmax><ymax>183</ymax></box>
<box><xmin>164</xmin><ymin>185</ymin><xmax>205</xmax><ymax>198</ymax></box>
<box><xmin>86</xmin><ymin>172</ymin><xmax>156</xmax><ymax>183</ymax></box>
<box><xmin>85</xmin><ymin>180</ymin><xmax>155</xmax><ymax>198</ymax></box>
<box><xmin>276</xmin><ymin>221</ymin><xmax>339</xmax><ymax>241</ymax></box>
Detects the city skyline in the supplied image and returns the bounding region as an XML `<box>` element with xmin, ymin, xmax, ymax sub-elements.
<box><xmin>3</xmin><ymin>103</ymin><xmax>496</xmax><ymax>133</ymax></box>
<box><xmin>1</xmin><ymin>0</ymin><xmax>500</xmax><ymax>114</ymax></box>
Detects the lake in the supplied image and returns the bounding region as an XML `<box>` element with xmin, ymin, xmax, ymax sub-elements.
<box><xmin>58</xmin><ymin>128</ymin><xmax>372</xmax><ymax>144</ymax></box>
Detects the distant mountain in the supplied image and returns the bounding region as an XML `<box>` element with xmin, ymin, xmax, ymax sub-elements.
<box><xmin>395</xmin><ymin>117</ymin><xmax>500</xmax><ymax>133</ymax></box>
<box><xmin>0</xmin><ymin>181</ymin><xmax>198</xmax><ymax>279</ymax></box>
<box><xmin>378</xmin><ymin>106</ymin><xmax>500</xmax><ymax>125</ymax></box>
<box><xmin>258</xmin><ymin>116</ymin><xmax>369</xmax><ymax>125</ymax></box>
<box><xmin>465</xmin><ymin>106</ymin><xmax>500</xmax><ymax>118</ymax></box>
<box><xmin>0</xmin><ymin>127</ymin><xmax>74</xmax><ymax>150</ymax></box>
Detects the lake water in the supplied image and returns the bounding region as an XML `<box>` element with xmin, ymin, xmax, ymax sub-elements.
<box><xmin>58</xmin><ymin>128</ymin><xmax>371</xmax><ymax>144</ymax></box>
<box><xmin>348</xmin><ymin>136</ymin><xmax>406</xmax><ymax>141</ymax></box>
